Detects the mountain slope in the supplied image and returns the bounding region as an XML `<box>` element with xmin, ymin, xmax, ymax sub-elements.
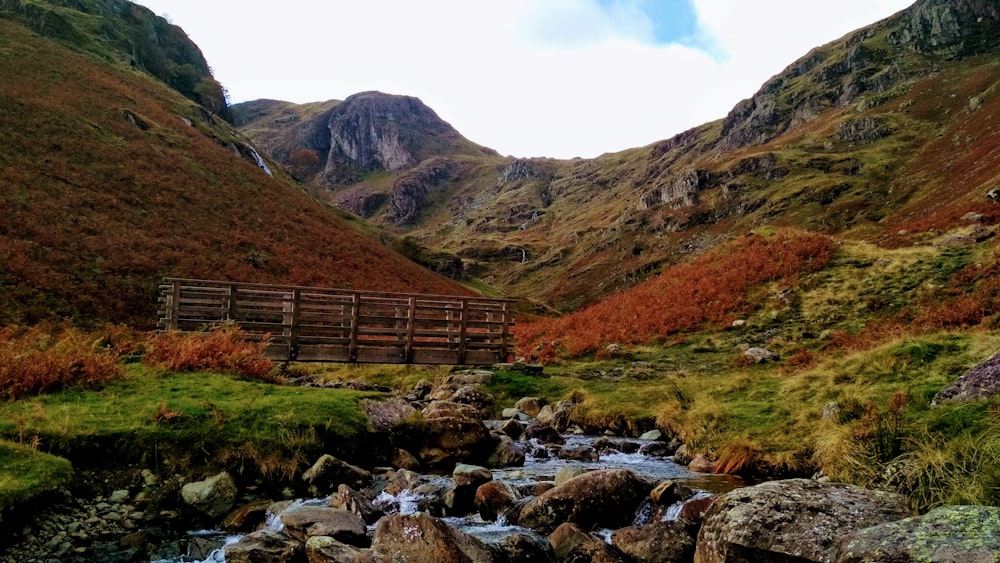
<box><xmin>238</xmin><ymin>0</ymin><xmax>1000</xmax><ymax>314</ymax></box>
<box><xmin>0</xmin><ymin>15</ymin><xmax>471</xmax><ymax>328</ymax></box>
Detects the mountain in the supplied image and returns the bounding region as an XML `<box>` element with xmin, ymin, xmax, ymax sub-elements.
<box><xmin>237</xmin><ymin>0</ymin><xmax>1000</xmax><ymax>313</ymax></box>
<box><xmin>0</xmin><ymin>7</ymin><xmax>471</xmax><ymax>328</ymax></box>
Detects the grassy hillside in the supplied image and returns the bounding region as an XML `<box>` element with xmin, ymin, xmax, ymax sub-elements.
<box><xmin>0</xmin><ymin>18</ymin><xmax>470</xmax><ymax>328</ymax></box>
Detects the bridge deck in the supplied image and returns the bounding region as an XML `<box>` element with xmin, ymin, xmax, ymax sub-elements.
<box><xmin>158</xmin><ymin>278</ymin><xmax>514</xmax><ymax>364</ymax></box>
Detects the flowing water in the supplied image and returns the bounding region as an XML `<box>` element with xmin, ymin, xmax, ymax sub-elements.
<box><xmin>153</xmin><ymin>431</ymin><xmax>745</xmax><ymax>562</ymax></box>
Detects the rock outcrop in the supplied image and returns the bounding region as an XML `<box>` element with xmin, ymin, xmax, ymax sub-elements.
<box><xmin>832</xmin><ymin>505</ymin><xmax>1000</xmax><ymax>562</ymax></box>
<box><xmin>694</xmin><ymin>479</ymin><xmax>913</xmax><ymax>563</ymax></box>
<box><xmin>932</xmin><ymin>349</ymin><xmax>1000</xmax><ymax>405</ymax></box>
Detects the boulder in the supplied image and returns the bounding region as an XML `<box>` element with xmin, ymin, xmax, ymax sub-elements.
<box><xmin>612</xmin><ymin>520</ymin><xmax>698</xmax><ymax>563</ymax></box>
<box><xmin>549</xmin><ymin>522</ymin><xmax>628</xmax><ymax>562</ymax></box>
<box><xmin>452</xmin><ymin>463</ymin><xmax>493</xmax><ymax>487</ymax></box>
<box><xmin>370</xmin><ymin>513</ymin><xmax>497</xmax><ymax>562</ymax></box>
<box><xmin>524</xmin><ymin>422</ymin><xmax>564</xmax><ymax>445</ymax></box>
<box><xmin>535</xmin><ymin>401</ymin><xmax>575</xmax><ymax>432</ymax></box>
<box><xmin>280</xmin><ymin>506</ymin><xmax>368</xmax><ymax>547</ymax></box>
<box><xmin>688</xmin><ymin>454</ymin><xmax>715</xmax><ymax>473</ymax></box>
<box><xmin>418</xmin><ymin>401</ymin><xmax>496</xmax><ymax>469</ymax></box>
<box><xmin>650</xmin><ymin>480</ymin><xmax>694</xmax><ymax>506</ymax></box>
<box><xmin>181</xmin><ymin>471</ymin><xmax>238</xmax><ymax>520</ymax></box>
<box><xmin>501</xmin><ymin>408</ymin><xmax>530</xmax><ymax>422</ymax></box>
<box><xmin>519</xmin><ymin>468</ymin><xmax>653</xmax><ymax>534</ymax></box>
<box><xmin>494</xmin><ymin>532</ymin><xmax>554</xmax><ymax>562</ymax></box>
<box><xmin>498</xmin><ymin>418</ymin><xmax>524</xmax><ymax>439</ymax></box>
<box><xmin>303</xmin><ymin>454</ymin><xmax>372</xmax><ymax>495</ymax></box>
<box><xmin>486</xmin><ymin>435</ymin><xmax>526</xmax><ymax>468</ymax></box>
<box><xmin>515</xmin><ymin>397</ymin><xmax>544</xmax><ymax>418</ymax></box>
<box><xmin>932</xmin><ymin>349</ymin><xmax>1000</xmax><ymax>405</ymax></box>
<box><xmin>330</xmin><ymin>484</ymin><xmax>383</xmax><ymax>525</ymax></box>
<box><xmin>362</xmin><ymin>397</ymin><xmax>416</xmax><ymax>433</ymax></box>
<box><xmin>222</xmin><ymin>499</ymin><xmax>272</xmax><ymax>532</ymax></box>
<box><xmin>640</xmin><ymin>441</ymin><xmax>675</xmax><ymax>457</ymax></box>
<box><xmin>639</xmin><ymin>429</ymin><xmax>663</xmax><ymax>441</ymax></box>
<box><xmin>555</xmin><ymin>465</ymin><xmax>588</xmax><ymax>486</ymax></box>
<box><xmin>475</xmin><ymin>481</ymin><xmax>521</xmax><ymax>521</ymax></box>
<box><xmin>694</xmin><ymin>479</ymin><xmax>913</xmax><ymax>563</ymax></box>
<box><xmin>679</xmin><ymin>496</ymin><xmax>716</xmax><ymax>524</ymax></box>
<box><xmin>449</xmin><ymin>385</ymin><xmax>494</xmax><ymax>411</ymax></box>
<box><xmin>391</xmin><ymin>448</ymin><xmax>421</xmax><ymax>471</ymax></box>
<box><xmin>743</xmin><ymin>347</ymin><xmax>778</xmax><ymax>363</ymax></box>
<box><xmin>672</xmin><ymin>444</ymin><xmax>692</xmax><ymax>465</ymax></box>
<box><xmin>224</xmin><ymin>529</ymin><xmax>305</xmax><ymax>563</ymax></box>
<box><xmin>556</xmin><ymin>446</ymin><xmax>599</xmax><ymax>462</ymax></box>
<box><xmin>305</xmin><ymin>535</ymin><xmax>370</xmax><ymax>563</ymax></box>
<box><xmin>832</xmin><ymin>505</ymin><xmax>1000</xmax><ymax>562</ymax></box>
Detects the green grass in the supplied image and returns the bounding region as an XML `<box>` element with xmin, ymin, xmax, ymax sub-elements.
<box><xmin>0</xmin><ymin>439</ymin><xmax>73</xmax><ymax>510</ymax></box>
<box><xmin>0</xmin><ymin>365</ymin><xmax>382</xmax><ymax>482</ymax></box>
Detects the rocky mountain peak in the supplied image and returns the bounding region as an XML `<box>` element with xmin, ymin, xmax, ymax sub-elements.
<box><xmin>326</xmin><ymin>91</ymin><xmax>462</xmax><ymax>173</ymax></box>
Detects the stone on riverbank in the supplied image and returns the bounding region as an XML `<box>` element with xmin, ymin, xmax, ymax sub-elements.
<box><xmin>180</xmin><ymin>471</ymin><xmax>237</xmax><ymax>520</ymax></box>
<box><xmin>515</xmin><ymin>396</ymin><xmax>544</xmax><ymax>418</ymax></box>
<box><xmin>694</xmin><ymin>478</ymin><xmax>913</xmax><ymax>563</ymax></box>
<box><xmin>549</xmin><ymin>522</ymin><xmax>628</xmax><ymax>562</ymax></box>
<box><xmin>303</xmin><ymin>454</ymin><xmax>372</xmax><ymax>495</ymax></box>
<box><xmin>280</xmin><ymin>506</ymin><xmax>368</xmax><ymax>547</ymax></box>
<box><xmin>417</xmin><ymin>401</ymin><xmax>496</xmax><ymax>469</ymax></box>
<box><xmin>224</xmin><ymin>529</ymin><xmax>305</xmax><ymax>563</ymax></box>
<box><xmin>475</xmin><ymin>480</ymin><xmax>521</xmax><ymax>521</ymax></box>
<box><xmin>519</xmin><ymin>468</ymin><xmax>652</xmax><ymax>535</ymax></box>
<box><xmin>370</xmin><ymin>512</ymin><xmax>497</xmax><ymax>562</ymax></box>
<box><xmin>832</xmin><ymin>505</ymin><xmax>1000</xmax><ymax>562</ymax></box>
<box><xmin>612</xmin><ymin>519</ymin><xmax>698</xmax><ymax>563</ymax></box>
<box><xmin>305</xmin><ymin>535</ymin><xmax>370</xmax><ymax>563</ymax></box>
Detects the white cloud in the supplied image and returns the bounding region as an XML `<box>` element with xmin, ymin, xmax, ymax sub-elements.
<box><xmin>137</xmin><ymin>0</ymin><xmax>915</xmax><ymax>159</ymax></box>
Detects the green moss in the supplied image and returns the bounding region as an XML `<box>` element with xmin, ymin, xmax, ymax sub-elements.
<box><xmin>0</xmin><ymin>440</ymin><xmax>73</xmax><ymax>510</ymax></box>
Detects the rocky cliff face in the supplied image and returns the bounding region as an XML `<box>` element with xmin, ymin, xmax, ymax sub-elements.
<box><xmin>720</xmin><ymin>0</ymin><xmax>1000</xmax><ymax>151</ymax></box>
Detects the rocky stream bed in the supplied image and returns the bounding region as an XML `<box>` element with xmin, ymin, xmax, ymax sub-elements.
<box><xmin>3</xmin><ymin>368</ymin><xmax>999</xmax><ymax>562</ymax></box>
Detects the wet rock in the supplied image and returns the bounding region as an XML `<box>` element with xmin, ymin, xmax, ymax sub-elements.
<box><xmin>694</xmin><ymin>479</ymin><xmax>913</xmax><ymax>563</ymax></box>
<box><xmin>370</xmin><ymin>513</ymin><xmax>497</xmax><ymax>562</ymax></box>
<box><xmin>391</xmin><ymin>448</ymin><xmax>421</xmax><ymax>471</ymax></box>
<box><xmin>222</xmin><ymin>499</ymin><xmax>272</xmax><ymax>532</ymax></box>
<box><xmin>476</xmin><ymin>481</ymin><xmax>522</xmax><ymax>521</ymax></box>
<box><xmin>181</xmin><ymin>471</ymin><xmax>238</xmax><ymax>520</ymax></box>
<box><xmin>452</xmin><ymin>464</ymin><xmax>493</xmax><ymax>488</ymax></box>
<box><xmin>515</xmin><ymin>397</ymin><xmax>544</xmax><ymax>418</ymax></box>
<box><xmin>498</xmin><ymin>418</ymin><xmax>524</xmax><ymax>439</ymax></box>
<box><xmin>832</xmin><ymin>505</ymin><xmax>1000</xmax><ymax>563</ymax></box>
<box><xmin>679</xmin><ymin>496</ymin><xmax>716</xmax><ymax>524</ymax></box>
<box><xmin>639</xmin><ymin>441</ymin><xmax>674</xmax><ymax>457</ymax></box>
<box><xmin>501</xmin><ymin>408</ymin><xmax>530</xmax><ymax>421</ymax></box>
<box><xmin>303</xmin><ymin>454</ymin><xmax>372</xmax><ymax>496</ymax></box>
<box><xmin>495</xmin><ymin>532</ymin><xmax>554</xmax><ymax>562</ymax></box>
<box><xmin>556</xmin><ymin>446</ymin><xmax>599</xmax><ymax>462</ymax></box>
<box><xmin>417</xmin><ymin>401</ymin><xmax>496</xmax><ymax>469</ymax></box>
<box><xmin>330</xmin><ymin>484</ymin><xmax>383</xmax><ymax>526</ymax></box>
<box><xmin>519</xmin><ymin>468</ymin><xmax>652</xmax><ymax>535</ymax></box>
<box><xmin>549</xmin><ymin>522</ymin><xmax>627</xmax><ymax>562</ymax></box>
<box><xmin>486</xmin><ymin>435</ymin><xmax>526</xmax><ymax>468</ymax></box>
<box><xmin>688</xmin><ymin>454</ymin><xmax>715</xmax><ymax>473</ymax></box>
<box><xmin>280</xmin><ymin>506</ymin><xmax>368</xmax><ymax>547</ymax></box>
<box><xmin>524</xmin><ymin>422</ymin><xmax>565</xmax><ymax>445</ymax></box>
<box><xmin>555</xmin><ymin>465</ymin><xmax>588</xmax><ymax>486</ymax></box>
<box><xmin>305</xmin><ymin>535</ymin><xmax>370</xmax><ymax>563</ymax></box>
<box><xmin>612</xmin><ymin>519</ymin><xmax>698</xmax><ymax>563</ymax></box>
<box><xmin>650</xmin><ymin>480</ymin><xmax>694</xmax><ymax>506</ymax></box>
<box><xmin>672</xmin><ymin>444</ymin><xmax>693</xmax><ymax>465</ymax></box>
<box><xmin>535</xmin><ymin>401</ymin><xmax>575</xmax><ymax>432</ymax></box>
<box><xmin>225</xmin><ymin>529</ymin><xmax>306</xmax><ymax>563</ymax></box>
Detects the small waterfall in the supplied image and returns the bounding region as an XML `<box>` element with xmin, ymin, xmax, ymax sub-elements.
<box><xmin>373</xmin><ymin>489</ymin><xmax>426</xmax><ymax>515</ymax></box>
<box><xmin>246</xmin><ymin>146</ymin><xmax>274</xmax><ymax>177</ymax></box>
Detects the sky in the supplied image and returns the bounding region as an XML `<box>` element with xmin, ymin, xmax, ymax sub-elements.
<box><xmin>137</xmin><ymin>0</ymin><xmax>915</xmax><ymax>159</ymax></box>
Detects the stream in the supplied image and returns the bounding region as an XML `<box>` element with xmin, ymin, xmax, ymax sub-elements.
<box><xmin>152</xmin><ymin>430</ymin><xmax>746</xmax><ymax>562</ymax></box>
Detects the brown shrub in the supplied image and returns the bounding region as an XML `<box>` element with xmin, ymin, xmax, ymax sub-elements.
<box><xmin>0</xmin><ymin>324</ymin><xmax>124</xmax><ymax>401</ymax></box>
<box><xmin>143</xmin><ymin>324</ymin><xmax>275</xmax><ymax>381</ymax></box>
<box><xmin>514</xmin><ymin>231</ymin><xmax>836</xmax><ymax>361</ymax></box>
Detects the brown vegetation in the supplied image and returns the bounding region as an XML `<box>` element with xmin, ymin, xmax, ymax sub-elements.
<box><xmin>143</xmin><ymin>325</ymin><xmax>275</xmax><ymax>381</ymax></box>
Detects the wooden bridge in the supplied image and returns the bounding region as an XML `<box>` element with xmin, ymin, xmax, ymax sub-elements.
<box><xmin>158</xmin><ymin>278</ymin><xmax>515</xmax><ymax>365</ymax></box>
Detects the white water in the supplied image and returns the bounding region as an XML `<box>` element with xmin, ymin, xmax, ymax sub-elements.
<box><xmin>152</xmin><ymin>430</ymin><xmax>740</xmax><ymax>562</ymax></box>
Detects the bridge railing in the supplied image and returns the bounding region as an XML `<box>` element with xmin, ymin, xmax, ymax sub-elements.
<box><xmin>157</xmin><ymin>278</ymin><xmax>515</xmax><ymax>364</ymax></box>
